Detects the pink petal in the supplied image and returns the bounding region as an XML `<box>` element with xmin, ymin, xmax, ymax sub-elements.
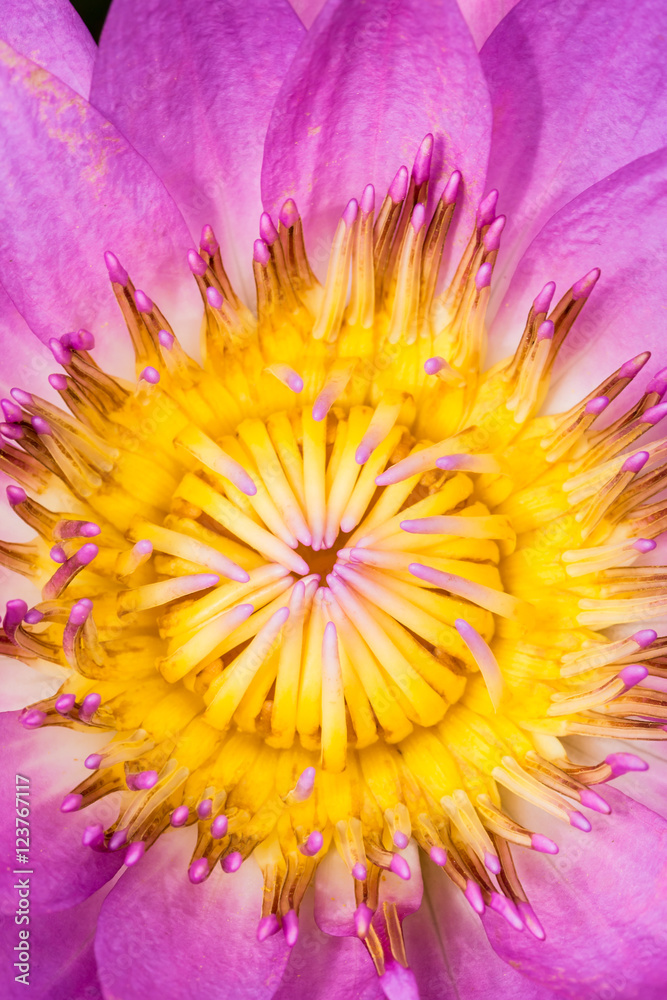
<box><xmin>288</xmin><ymin>0</ymin><xmax>326</xmax><ymax>29</ymax></box>
<box><xmin>484</xmin><ymin>788</ymin><xmax>667</xmax><ymax>998</ymax></box>
<box><xmin>456</xmin><ymin>0</ymin><xmax>520</xmax><ymax>50</ymax></box>
<box><xmin>0</xmin><ymin>44</ymin><xmax>201</xmax><ymax>371</ymax></box>
<box><xmin>0</xmin><ymin>0</ymin><xmax>95</xmax><ymax>97</ymax></box>
<box><xmin>489</xmin><ymin>148</ymin><xmax>667</xmax><ymax>410</ymax></box>
<box><xmin>482</xmin><ymin>0</ymin><xmax>667</xmax><ymax>315</ymax></box>
<box><xmin>0</xmin><ymin>713</ymin><xmax>123</xmax><ymax>913</ymax></box>
<box><xmin>95</xmin><ymin>829</ymin><xmax>290</xmax><ymax>1000</ymax></box>
<box><xmin>262</xmin><ymin>0</ymin><xmax>491</xmax><ymax>273</ymax></box>
<box><xmin>90</xmin><ymin>0</ymin><xmax>305</xmax><ymax>298</ymax></box>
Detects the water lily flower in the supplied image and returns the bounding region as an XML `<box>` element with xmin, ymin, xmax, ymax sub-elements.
<box><xmin>1</xmin><ymin>0</ymin><xmax>667</xmax><ymax>998</ymax></box>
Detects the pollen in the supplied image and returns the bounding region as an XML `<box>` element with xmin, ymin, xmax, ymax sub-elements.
<box><xmin>4</xmin><ymin>133</ymin><xmax>666</xmax><ymax>976</ymax></box>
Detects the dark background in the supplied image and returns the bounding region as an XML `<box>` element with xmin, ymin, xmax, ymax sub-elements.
<box><xmin>72</xmin><ymin>0</ymin><xmax>112</xmax><ymax>42</ymax></box>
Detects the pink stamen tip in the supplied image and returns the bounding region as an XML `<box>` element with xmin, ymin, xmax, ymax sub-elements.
<box><xmin>279</xmin><ymin>199</ymin><xmax>300</xmax><ymax>228</ymax></box>
<box><xmin>1</xmin><ymin>398</ymin><xmax>22</xmax><ymax>421</ymax></box>
<box><xmin>619</xmin><ymin>353</ymin><xmax>650</xmax><ymax>379</ymax></box>
<box><xmin>55</xmin><ymin>693</ymin><xmax>76</xmax><ymax>715</ymax></box>
<box><xmin>259</xmin><ymin>212</ymin><xmax>279</xmax><ymax>244</ymax></box>
<box><xmin>300</xmin><ymin>830</ymin><xmax>323</xmax><ymax>856</ymax></box>
<box><xmin>1</xmin><ymin>423</ymin><xmax>24</xmax><ymax>440</ymax></box>
<box><xmin>134</xmin><ymin>770</ymin><xmax>159</xmax><ymax>790</ymax></box>
<box><xmin>533</xmin><ymin>281</ymin><xmax>556</xmax><ymax>315</ymax></box>
<box><xmin>647</xmin><ymin>366</ymin><xmax>667</xmax><ymax>395</ymax></box>
<box><xmin>188</xmin><ymin>858</ymin><xmax>209</xmax><ymax>884</ymax></box>
<box><xmin>531</xmin><ymin>833</ymin><xmax>559</xmax><ymax>855</ymax></box>
<box><xmin>282</xmin><ymin>910</ymin><xmax>299</xmax><ymax>948</ymax></box>
<box><xmin>641</xmin><ymin>402</ymin><xmax>667</xmax><ymax>425</ymax></box>
<box><xmin>158</xmin><ymin>329</ymin><xmax>174</xmax><ymax>350</ymax></box>
<box><xmin>490</xmin><ymin>892</ymin><xmax>524</xmax><ymax>932</ymax></box>
<box><xmin>80</xmin><ymin>692</ymin><xmax>101</xmax><ymax>719</ymax></box>
<box><xmin>124</xmin><ymin>841</ymin><xmax>146</xmax><ymax>866</ymax></box>
<box><xmin>411</xmin><ymin>203</ymin><xmax>427</xmax><ymax>232</ymax></box>
<box><xmin>140</xmin><ymin>366</ymin><xmax>160</xmax><ymax>385</ymax></box>
<box><xmin>50</xmin><ymin>545</ymin><xmax>66</xmax><ymax>564</ymax></box>
<box><xmin>429</xmin><ymin>845</ymin><xmax>447</xmax><ymax>866</ymax></box>
<box><xmin>568</xmin><ymin>811</ymin><xmax>592</xmax><ymax>832</ymax></box>
<box><xmin>464</xmin><ymin>880</ymin><xmax>485</xmax><ymax>915</ymax></box>
<box><xmin>286</xmin><ymin>371</ymin><xmax>303</xmax><ymax>393</ymax></box>
<box><xmin>354</xmin><ymin>902</ymin><xmax>374</xmax><ymax>939</ymax></box>
<box><xmin>20</xmin><ymin>709</ymin><xmax>46</xmax><ymax>729</ymax></box>
<box><xmin>109</xmin><ymin>829</ymin><xmax>128</xmax><ymax>851</ymax></box>
<box><xmin>24</xmin><ymin>609</ymin><xmax>44</xmax><ymax>627</ymax></box>
<box><xmin>424</xmin><ymin>356</ymin><xmax>445</xmax><ymax>375</ymax></box>
<box><xmin>342</xmin><ymin>198</ymin><xmax>358</xmax><ymax>228</ymax></box>
<box><xmin>76</xmin><ymin>543</ymin><xmax>99</xmax><ymax>566</ymax></box>
<box><xmin>483</xmin><ymin>214</ymin><xmax>506</xmax><ymax>252</ymax></box>
<box><xmin>579</xmin><ymin>788</ymin><xmax>611</xmax><ymax>814</ymax></box>
<box><xmin>134</xmin><ymin>539</ymin><xmax>153</xmax><ymax>556</ymax></box>
<box><xmin>49</xmin><ymin>373</ymin><xmax>68</xmax><ymax>391</ymax></box>
<box><xmin>253</xmin><ymin>239</ymin><xmax>271</xmax><ymax>266</ymax></box>
<box><xmin>10</xmin><ymin>387</ymin><xmax>31</xmax><ymax>406</ymax></box>
<box><xmin>63</xmin><ymin>329</ymin><xmax>95</xmax><ymax>351</ymax></box>
<box><xmin>619</xmin><ymin>664</ymin><xmax>649</xmax><ymax>688</ymax></box>
<box><xmin>80</xmin><ymin>522</ymin><xmax>101</xmax><ymax>538</ymax></box>
<box><xmin>360</xmin><ymin>183</ymin><xmax>375</xmax><ymax>215</ymax></box>
<box><xmin>389</xmin><ymin>165</ymin><xmax>409</xmax><ymax>203</ymax></box>
<box><xmin>104</xmin><ymin>251</ymin><xmax>128</xmax><ymax>285</ymax></box>
<box><xmin>475</xmin><ymin>262</ymin><xmax>492</xmax><ymax>290</ymax></box>
<box><xmin>187</xmin><ymin>249</ymin><xmax>208</xmax><ymax>276</ymax></box>
<box><xmin>84</xmin><ymin>753</ymin><xmax>102</xmax><ymax>770</ymax></box>
<box><xmin>170</xmin><ymin>805</ymin><xmax>189</xmax><ymax>827</ymax></box>
<box><xmin>82</xmin><ymin>823</ymin><xmax>105</xmax><ymax>848</ymax></box>
<box><xmin>517</xmin><ymin>902</ymin><xmax>546</xmax><ymax>941</ymax></box>
<box><xmin>605</xmin><ymin>752</ymin><xmax>648</xmax><ymax>778</ymax></box>
<box><xmin>61</xmin><ymin>793</ymin><xmax>83</xmax><ymax>813</ymax></box>
<box><xmin>197</xmin><ymin>799</ymin><xmax>213</xmax><ymax>819</ymax></box>
<box><xmin>31</xmin><ymin>415</ymin><xmax>52</xmax><ymax>436</ymax></box>
<box><xmin>536</xmin><ymin>319</ymin><xmax>554</xmax><ymax>341</ymax></box>
<box><xmin>412</xmin><ymin>133</ymin><xmax>434</xmax><ymax>185</ymax></box>
<box><xmin>585</xmin><ymin>395</ymin><xmax>610</xmax><ymax>414</ymax></box>
<box><xmin>222</xmin><ymin>851</ymin><xmax>243</xmax><ymax>874</ymax></box>
<box><xmin>443</xmin><ymin>169</ymin><xmax>461</xmax><ymax>205</ymax></box>
<box><xmin>633</xmin><ymin>538</ymin><xmax>656</xmax><ymax>553</ymax></box>
<box><xmin>6</xmin><ymin>485</ymin><xmax>27</xmax><ymax>505</ymax></box>
<box><xmin>200</xmin><ymin>224</ymin><xmax>219</xmax><ymax>256</ymax></box>
<box><xmin>477</xmin><ymin>189</ymin><xmax>498</xmax><ymax>228</ymax></box>
<box><xmin>389</xmin><ymin>855</ymin><xmax>411</xmax><ymax>880</ymax></box>
<box><xmin>621</xmin><ymin>451</ymin><xmax>650</xmax><ymax>474</ymax></box>
<box><xmin>211</xmin><ymin>814</ymin><xmax>229</xmax><ymax>839</ymax></box>
<box><xmin>294</xmin><ymin>766</ymin><xmax>316</xmax><ymax>800</ymax></box>
<box><xmin>134</xmin><ymin>289</ymin><xmax>153</xmax><ymax>313</ymax></box>
<box><xmin>256</xmin><ymin>914</ymin><xmax>281</xmax><ymax>942</ymax></box>
<box><xmin>355</xmin><ymin>444</ymin><xmax>372</xmax><ymax>465</ymax></box>
<box><xmin>632</xmin><ymin>628</ymin><xmax>657</xmax><ymax>648</ymax></box>
<box><xmin>352</xmin><ymin>862</ymin><xmax>368</xmax><ymax>881</ymax></box>
<box><xmin>572</xmin><ymin>267</ymin><xmax>601</xmax><ymax>300</ymax></box>
<box><xmin>49</xmin><ymin>338</ymin><xmax>72</xmax><ymax>365</ymax></box>
<box><xmin>4</xmin><ymin>599</ymin><xmax>27</xmax><ymax>633</ymax></box>
<box><xmin>484</xmin><ymin>851</ymin><xmax>501</xmax><ymax>875</ymax></box>
<box><xmin>393</xmin><ymin>831</ymin><xmax>409</xmax><ymax>850</ymax></box>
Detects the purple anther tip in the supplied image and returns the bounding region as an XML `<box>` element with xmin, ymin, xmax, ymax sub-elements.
<box><xmin>49</xmin><ymin>373</ymin><xmax>68</xmax><ymax>391</ymax></box>
<box><xmin>484</xmin><ymin>851</ymin><xmax>501</xmax><ymax>875</ymax></box>
<box><xmin>483</xmin><ymin>214</ymin><xmax>506</xmax><ymax>252</ymax></box>
<box><xmin>24</xmin><ymin>609</ymin><xmax>44</xmax><ymax>625</ymax></box>
<box><xmin>125</xmin><ymin>841</ymin><xmax>146</xmax><ymax>867</ymax></box>
<box><xmin>4</xmin><ymin>598</ymin><xmax>27</xmax><ymax>629</ymax></box>
<box><xmin>412</xmin><ymin>133</ymin><xmax>433</xmax><ymax>186</ymax></box>
<box><xmin>197</xmin><ymin>798</ymin><xmax>213</xmax><ymax>819</ymax></box>
<box><xmin>9</xmin><ymin>390</ymin><xmax>30</xmax><ymax>411</ymax></box>
<box><xmin>424</xmin><ymin>356</ymin><xmax>445</xmax><ymax>375</ymax></box>
<box><xmin>187</xmin><ymin>249</ymin><xmax>208</xmax><ymax>276</ymax></box>
<box><xmin>537</xmin><ymin>319</ymin><xmax>554</xmax><ymax>341</ymax></box>
<box><xmin>84</xmin><ymin>753</ymin><xmax>102</xmax><ymax>770</ymax></box>
<box><xmin>464</xmin><ymin>880</ymin><xmax>485</xmax><ymax>915</ymax></box>
<box><xmin>360</xmin><ymin>184</ymin><xmax>375</xmax><ymax>215</ymax></box>
<box><xmin>1</xmin><ymin>398</ymin><xmax>22</xmax><ymax>422</ymax></box>
<box><xmin>619</xmin><ymin>664</ymin><xmax>649</xmax><ymax>688</ymax></box>
<box><xmin>158</xmin><ymin>329</ymin><xmax>174</xmax><ymax>350</ymax></box>
<box><xmin>80</xmin><ymin>522</ymin><xmax>101</xmax><ymax>538</ymax></box>
<box><xmin>49</xmin><ymin>545</ymin><xmax>66</xmax><ymax>564</ymax></box>
<box><xmin>579</xmin><ymin>788</ymin><xmax>611</xmax><ymax>814</ymax></box>
<box><xmin>0</xmin><ymin>422</ymin><xmax>23</xmax><ymax>440</ymax></box>
<box><xmin>104</xmin><ymin>251</ymin><xmax>128</xmax><ymax>285</ymax></box>
<box><xmin>429</xmin><ymin>845</ymin><xmax>447</xmax><ymax>866</ymax></box>
<box><xmin>352</xmin><ymin>862</ymin><xmax>368</xmax><ymax>881</ymax></box>
<box><xmin>286</xmin><ymin>371</ymin><xmax>304</xmax><ymax>393</ymax></box>
<box><xmin>74</xmin><ymin>329</ymin><xmax>95</xmax><ymax>350</ymax></box>
<box><xmin>211</xmin><ymin>814</ymin><xmax>229</xmax><ymax>839</ymax></box>
<box><xmin>200</xmin><ymin>224</ymin><xmax>219</xmax><ymax>255</ymax></box>
<box><xmin>20</xmin><ymin>709</ymin><xmax>46</xmax><ymax>730</ymax></box>
<box><xmin>256</xmin><ymin>914</ymin><xmax>281</xmax><ymax>942</ymax></box>
<box><xmin>222</xmin><ymin>851</ymin><xmax>243</xmax><ymax>874</ymax></box>
<box><xmin>76</xmin><ymin>543</ymin><xmax>99</xmax><ymax>566</ymax></box>
<box><xmin>389</xmin><ymin>165</ymin><xmax>409</xmax><ymax>203</ymax></box>
<box><xmin>49</xmin><ymin>338</ymin><xmax>72</xmax><ymax>366</ymax></box>
<box><xmin>171</xmin><ymin>805</ymin><xmax>189</xmax><ymax>827</ymax></box>
<box><xmin>82</xmin><ymin>823</ymin><xmax>105</xmax><ymax>848</ymax></box>
<box><xmin>619</xmin><ymin>353</ymin><xmax>650</xmax><ymax>379</ymax></box>
<box><xmin>189</xmin><ymin>858</ymin><xmax>209</xmax><ymax>884</ymax></box>
<box><xmin>605</xmin><ymin>752</ymin><xmax>648</xmax><ymax>778</ymax></box>
<box><xmin>342</xmin><ymin>198</ymin><xmax>358</xmax><ymax>228</ymax></box>
<box><xmin>55</xmin><ymin>693</ymin><xmax>76</xmax><ymax>715</ymax></box>
<box><xmin>140</xmin><ymin>366</ymin><xmax>160</xmax><ymax>385</ymax></box>
<box><xmin>572</xmin><ymin>267</ymin><xmax>601</xmax><ymax>300</ymax></box>
<box><xmin>633</xmin><ymin>538</ymin><xmax>656</xmax><ymax>553</ymax></box>
<box><xmin>569</xmin><ymin>811</ymin><xmax>592</xmax><ymax>832</ymax></box>
<box><xmin>81</xmin><ymin>692</ymin><xmax>101</xmax><ymax>715</ymax></box>
<box><xmin>354</xmin><ymin>902</ymin><xmax>374</xmax><ymax>939</ymax></box>
<box><xmin>31</xmin><ymin>415</ymin><xmax>52</xmax><ymax>436</ymax></box>
<box><xmin>305</xmin><ymin>830</ymin><xmax>323</xmax><ymax>855</ymax></box>
<box><xmin>622</xmin><ymin>451</ymin><xmax>649</xmax><ymax>474</ymax></box>
<box><xmin>632</xmin><ymin>628</ymin><xmax>657</xmax><ymax>648</ymax></box>
<box><xmin>279</xmin><ymin>198</ymin><xmax>300</xmax><ymax>228</ymax></box>
<box><xmin>134</xmin><ymin>289</ymin><xmax>153</xmax><ymax>313</ymax></box>
<box><xmin>61</xmin><ymin>793</ymin><xmax>83</xmax><ymax>813</ymax></box>
<box><xmin>531</xmin><ymin>833</ymin><xmax>559</xmax><ymax>855</ymax></box>
<box><xmin>475</xmin><ymin>262</ymin><xmax>492</xmax><ymax>290</ymax></box>
<box><xmin>135</xmin><ymin>769</ymin><xmax>159</xmax><ymax>790</ymax></box>
<box><xmin>253</xmin><ymin>239</ymin><xmax>271</xmax><ymax>266</ymax></box>
<box><xmin>647</xmin><ymin>366</ymin><xmax>667</xmax><ymax>395</ymax></box>
<box><xmin>533</xmin><ymin>281</ymin><xmax>556</xmax><ymax>315</ymax></box>
<box><xmin>442</xmin><ymin>168</ymin><xmax>462</xmax><ymax>206</ymax></box>
<box><xmin>389</xmin><ymin>855</ymin><xmax>411</xmax><ymax>880</ymax></box>
<box><xmin>259</xmin><ymin>212</ymin><xmax>279</xmax><ymax>244</ymax></box>
<box><xmin>517</xmin><ymin>902</ymin><xmax>546</xmax><ymax>942</ymax></box>
<box><xmin>207</xmin><ymin>286</ymin><xmax>224</xmax><ymax>310</ymax></box>
<box><xmin>109</xmin><ymin>829</ymin><xmax>128</xmax><ymax>851</ymax></box>
<box><xmin>642</xmin><ymin>402</ymin><xmax>667</xmax><ymax>425</ymax></box>
<box><xmin>283</xmin><ymin>909</ymin><xmax>299</xmax><ymax>948</ymax></box>
<box><xmin>490</xmin><ymin>893</ymin><xmax>524</xmax><ymax>932</ymax></box>
<box><xmin>585</xmin><ymin>395</ymin><xmax>610</xmax><ymax>415</ymax></box>
<box><xmin>477</xmin><ymin>189</ymin><xmax>498</xmax><ymax>227</ymax></box>
<box><xmin>6</xmin><ymin>485</ymin><xmax>27</xmax><ymax>505</ymax></box>
<box><xmin>134</xmin><ymin>539</ymin><xmax>153</xmax><ymax>556</ymax></box>
<box><xmin>393</xmin><ymin>831</ymin><xmax>409</xmax><ymax>850</ymax></box>
<box><xmin>411</xmin><ymin>202</ymin><xmax>427</xmax><ymax>233</ymax></box>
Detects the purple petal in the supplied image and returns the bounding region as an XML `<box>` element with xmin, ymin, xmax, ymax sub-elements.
<box><xmin>0</xmin><ymin>889</ymin><xmax>104</xmax><ymax>999</ymax></box>
<box><xmin>456</xmin><ymin>0</ymin><xmax>520</xmax><ymax>50</ymax></box>
<box><xmin>95</xmin><ymin>830</ymin><xmax>290</xmax><ymax>1000</ymax></box>
<box><xmin>489</xmin><ymin>148</ymin><xmax>667</xmax><ymax>409</ymax></box>
<box><xmin>0</xmin><ymin>0</ymin><xmax>95</xmax><ymax>97</ymax></box>
<box><xmin>484</xmin><ymin>788</ymin><xmax>667</xmax><ymax>998</ymax></box>
<box><xmin>482</xmin><ymin>0</ymin><xmax>667</xmax><ymax>314</ymax></box>
<box><xmin>0</xmin><ymin>44</ymin><xmax>201</xmax><ymax>370</ymax></box>
<box><xmin>0</xmin><ymin>713</ymin><xmax>123</xmax><ymax>913</ymax></box>
<box><xmin>90</xmin><ymin>0</ymin><xmax>305</xmax><ymax>298</ymax></box>
<box><xmin>262</xmin><ymin>0</ymin><xmax>490</xmax><ymax>272</ymax></box>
